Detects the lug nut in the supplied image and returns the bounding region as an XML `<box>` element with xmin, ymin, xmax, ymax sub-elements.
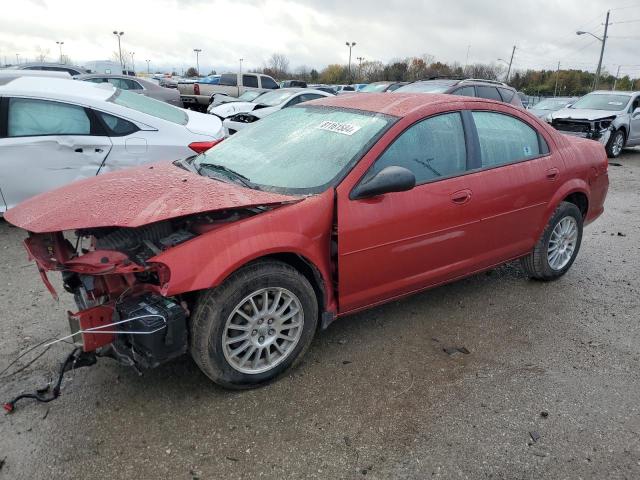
<box><xmin>268</xmin><ymin>329</ymin><xmax>275</xmax><ymax>335</ymax></box>
<box><xmin>251</xmin><ymin>330</ymin><xmax>258</xmax><ymax>336</ymax></box>
<box><xmin>258</xmin><ymin>336</ymin><xmax>265</xmax><ymax>343</ymax></box>
<box><xmin>258</xmin><ymin>319</ymin><xmax>264</xmax><ymax>325</ymax></box>
<box><xmin>267</xmin><ymin>319</ymin><xmax>273</xmax><ymax>325</ymax></box>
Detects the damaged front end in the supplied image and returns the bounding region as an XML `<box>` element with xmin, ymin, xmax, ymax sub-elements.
<box><xmin>25</xmin><ymin>208</ymin><xmax>266</xmax><ymax>371</ymax></box>
<box><xmin>550</xmin><ymin>115</ymin><xmax>616</xmax><ymax>146</ymax></box>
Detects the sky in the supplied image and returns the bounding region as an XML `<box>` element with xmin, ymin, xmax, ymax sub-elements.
<box><xmin>1</xmin><ymin>0</ymin><xmax>640</xmax><ymax>78</ymax></box>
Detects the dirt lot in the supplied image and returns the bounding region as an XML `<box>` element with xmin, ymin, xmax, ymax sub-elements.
<box><xmin>1</xmin><ymin>150</ymin><xmax>639</xmax><ymax>480</ymax></box>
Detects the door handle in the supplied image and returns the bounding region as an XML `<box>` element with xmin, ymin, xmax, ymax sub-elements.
<box><xmin>546</xmin><ymin>168</ymin><xmax>559</xmax><ymax>180</ymax></box>
<box><xmin>450</xmin><ymin>189</ymin><xmax>472</xmax><ymax>205</ymax></box>
<box><xmin>95</xmin><ymin>148</ymin><xmax>103</xmax><ymax>153</ymax></box>
<box><xmin>74</xmin><ymin>148</ymin><xmax>83</xmax><ymax>153</ymax></box>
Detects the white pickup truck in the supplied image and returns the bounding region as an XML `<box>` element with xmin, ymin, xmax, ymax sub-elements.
<box><xmin>179</xmin><ymin>72</ymin><xmax>279</xmax><ymax>111</ymax></box>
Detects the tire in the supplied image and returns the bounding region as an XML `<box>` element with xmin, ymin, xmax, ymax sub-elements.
<box><xmin>520</xmin><ymin>202</ymin><xmax>583</xmax><ymax>281</ymax></box>
<box><xmin>605</xmin><ymin>129</ymin><xmax>625</xmax><ymax>158</ymax></box>
<box><xmin>190</xmin><ymin>260</ymin><xmax>318</xmax><ymax>389</ymax></box>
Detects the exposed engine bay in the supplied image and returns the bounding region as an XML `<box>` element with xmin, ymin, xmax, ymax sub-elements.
<box><xmin>25</xmin><ymin>207</ymin><xmax>270</xmax><ymax>370</ymax></box>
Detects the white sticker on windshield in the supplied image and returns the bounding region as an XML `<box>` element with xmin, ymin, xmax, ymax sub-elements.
<box><xmin>608</xmin><ymin>101</ymin><xmax>623</xmax><ymax>106</ymax></box>
<box><xmin>317</xmin><ymin>120</ymin><xmax>361</xmax><ymax>135</ymax></box>
<box><xmin>523</xmin><ymin>145</ymin><xmax>532</xmax><ymax>156</ymax></box>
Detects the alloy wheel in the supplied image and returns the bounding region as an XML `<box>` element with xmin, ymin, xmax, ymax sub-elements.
<box><xmin>547</xmin><ymin>216</ymin><xmax>578</xmax><ymax>270</ymax></box>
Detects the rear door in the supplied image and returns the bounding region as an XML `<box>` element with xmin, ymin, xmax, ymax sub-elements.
<box><xmin>0</xmin><ymin>97</ymin><xmax>112</xmax><ymax>210</ymax></box>
<box><xmin>628</xmin><ymin>95</ymin><xmax>640</xmax><ymax>145</ymax></box>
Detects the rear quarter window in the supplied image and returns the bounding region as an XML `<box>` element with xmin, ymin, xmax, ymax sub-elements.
<box><xmin>109</xmin><ymin>89</ymin><xmax>188</xmax><ymax>125</ymax></box>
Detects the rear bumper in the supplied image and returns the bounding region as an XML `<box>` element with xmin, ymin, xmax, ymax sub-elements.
<box><xmin>180</xmin><ymin>95</ymin><xmax>210</xmax><ymax>105</ymax></box>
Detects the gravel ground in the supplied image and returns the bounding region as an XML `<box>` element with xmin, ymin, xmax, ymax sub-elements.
<box><xmin>0</xmin><ymin>149</ymin><xmax>639</xmax><ymax>480</ymax></box>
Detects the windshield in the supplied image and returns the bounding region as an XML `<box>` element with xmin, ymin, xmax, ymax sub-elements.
<box><xmin>532</xmin><ymin>98</ymin><xmax>573</xmax><ymax>111</ymax></box>
<box><xmin>393</xmin><ymin>82</ymin><xmax>454</xmax><ymax>93</ymax></box>
<box><xmin>238</xmin><ymin>90</ymin><xmax>264</xmax><ymax>101</ymax></box>
<box><xmin>254</xmin><ymin>90</ymin><xmax>298</xmax><ymax>107</ymax></box>
<box><xmin>194</xmin><ymin>106</ymin><xmax>394</xmax><ymax>193</ymax></box>
<box><xmin>570</xmin><ymin>93</ymin><xmax>630</xmax><ymax>111</ymax></box>
<box><xmin>360</xmin><ymin>83</ymin><xmax>391</xmax><ymax>93</ymax></box>
<box><xmin>109</xmin><ymin>89</ymin><xmax>188</xmax><ymax>124</ymax></box>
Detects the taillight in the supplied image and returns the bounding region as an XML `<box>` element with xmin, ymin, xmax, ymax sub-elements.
<box><xmin>194</xmin><ymin>83</ymin><xmax>200</xmax><ymax>95</ymax></box>
<box><xmin>188</xmin><ymin>139</ymin><xmax>223</xmax><ymax>154</ymax></box>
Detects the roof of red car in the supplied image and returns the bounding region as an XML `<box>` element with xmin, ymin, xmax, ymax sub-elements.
<box><xmin>308</xmin><ymin>92</ymin><xmax>466</xmax><ymax>117</ymax></box>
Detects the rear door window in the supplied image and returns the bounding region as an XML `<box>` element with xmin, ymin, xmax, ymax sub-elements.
<box><xmin>242</xmin><ymin>75</ymin><xmax>259</xmax><ymax>88</ymax></box>
<box><xmin>7</xmin><ymin>98</ymin><xmax>91</xmax><ymax>137</ymax></box>
<box><xmin>452</xmin><ymin>86</ymin><xmax>475</xmax><ymax>97</ymax></box>
<box><xmin>220</xmin><ymin>74</ymin><xmax>238</xmax><ymax>86</ymax></box>
<box><xmin>96</xmin><ymin>111</ymin><xmax>139</xmax><ymax>136</ymax></box>
<box><xmin>367</xmin><ymin>112</ymin><xmax>467</xmax><ymax>185</ymax></box>
<box><xmin>476</xmin><ymin>86</ymin><xmax>502</xmax><ymax>101</ymax></box>
<box><xmin>260</xmin><ymin>76</ymin><xmax>279</xmax><ymax>89</ymax></box>
<box><xmin>498</xmin><ymin>88</ymin><xmax>515</xmax><ymax>102</ymax></box>
<box><xmin>472</xmin><ymin>112</ymin><xmax>542</xmax><ymax>168</ymax></box>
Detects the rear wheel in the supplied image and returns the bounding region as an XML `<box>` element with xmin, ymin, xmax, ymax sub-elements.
<box><xmin>190</xmin><ymin>260</ymin><xmax>318</xmax><ymax>388</ymax></box>
<box><xmin>521</xmin><ymin>202</ymin><xmax>583</xmax><ymax>281</ymax></box>
<box><xmin>606</xmin><ymin>129</ymin><xmax>625</xmax><ymax>158</ymax></box>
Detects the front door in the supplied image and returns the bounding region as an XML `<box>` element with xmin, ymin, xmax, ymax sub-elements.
<box><xmin>0</xmin><ymin>97</ymin><xmax>112</xmax><ymax>210</ymax></box>
<box><xmin>336</xmin><ymin>112</ymin><xmax>486</xmax><ymax>313</ymax></box>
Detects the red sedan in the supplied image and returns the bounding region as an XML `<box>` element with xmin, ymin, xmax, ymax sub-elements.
<box><xmin>5</xmin><ymin>93</ymin><xmax>609</xmax><ymax>388</ymax></box>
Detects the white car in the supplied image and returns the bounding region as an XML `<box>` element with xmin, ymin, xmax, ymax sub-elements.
<box><xmin>222</xmin><ymin>88</ymin><xmax>333</xmax><ymax>135</ymax></box>
<box><xmin>0</xmin><ymin>76</ymin><xmax>223</xmax><ymax>213</ymax></box>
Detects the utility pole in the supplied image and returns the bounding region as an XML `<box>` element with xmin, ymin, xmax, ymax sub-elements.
<box><xmin>345</xmin><ymin>41</ymin><xmax>356</xmax><ymax>84</ymax></box>
<box><xmin>239</xmin><ymin>58</ymin><xmax>243</xmax><ymax>75</ymax></box>
<box><xmin>15</xmin><ymin>53</ymin><xmax>19</xmax><ymax>64</ymax></box>
<box><xmin>356</xmin><ymin>56</ymin><xmax>364</xmax><ymax>81</ymax></box>
<box><xmin>56</xmin><ymin>41</ymin><xmax>64</xmax><ymax>63</ymax></box>
<box><xmin>193</xmin><ymin>48</ymin><xmax>202</xmax><ymax>76</ymax></box>
<box><xmin>506</xmin><ymin>45</ymin><xmax>516</xmax><ymax>83</ymax></box>
<box><xmin>112</xmin><ymin>31</ymin><xmax>124</xmax><ymax>70</ymax></box>
<box><xmin>613</xmin><ymin>64</ymin><xmax>621</xmax><ymax>90</ymax></box>
<box><xmin>554</xmin><ymin>61</ymin><xmax>561</xmax><ymax>97</ymax></box>
<box><xmin>594</xmin><ymin>10</ymin><xmax>610</xmax><ymax>90</ymax></box>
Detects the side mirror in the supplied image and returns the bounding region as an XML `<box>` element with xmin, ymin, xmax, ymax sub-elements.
<box><xmin>633</xmin><ymin>107</ymin><xmax>640</xmax><ymax>118</ymax></box>
<box><xmin>351</xmin><ymin>166</ymin><xmax>416</xmax><ymax>200</ymax></box>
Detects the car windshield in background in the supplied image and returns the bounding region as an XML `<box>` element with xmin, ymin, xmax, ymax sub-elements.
<box><xmin>533</xmin><ymin>98</ymin><xmax>572</xmax><ymax>110</ymax></box>
<box><xmin>109</xmin><ymin>89</ymin><xmax>188</xmax><ymax>125</ymax></box>
<box><xmin>570</xmin><ymin>94</ymin><xmax>630</xmax><ymax>111</ymax></box>
<box><xmin>359</xmin><ymin>83</ymin><xmax>391</xmax><ymax>93</ymax></box>
<box><xmin>393</xmin><ymin>82</ymin><xmax>455</xmax><ymax>93</ymax></box>
<box><xmin>194</xmin><ymin>106</ymin><xmax>394</xmax><ymax>193</ymax></box>
<box><xmin>254</xmin><ymin>90</ymin><xmax>299</xmax><ymax>107</ymax></box>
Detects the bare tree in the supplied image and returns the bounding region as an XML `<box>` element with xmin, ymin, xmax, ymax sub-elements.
<box><xmin>266</xmin><ymin>53</ymin><xmax>290</xmax><ymax>79</ymax></box>
<box><xmin>35</xmin><ymin>46</ymin><xmax>50</xmax><ymax>63</ymax></box>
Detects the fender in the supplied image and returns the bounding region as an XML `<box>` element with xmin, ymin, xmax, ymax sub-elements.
<box><xmin>152</xmin><ymin>189</ymin><xmax>336</xmax><ymax>312</ymax></box>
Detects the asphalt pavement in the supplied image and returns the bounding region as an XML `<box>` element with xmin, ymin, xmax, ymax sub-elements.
<box><xmin>1</xmin><ymin>150</ymin><xmax>639</xmax><ymax>479</ymax></box>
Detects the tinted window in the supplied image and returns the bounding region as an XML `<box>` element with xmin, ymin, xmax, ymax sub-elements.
<box><xmin>124</xmin><ymin>79</ymin><xmax>143</xmax><ymax>90</ymax></box>
<box><xmin>299</xmin><ymin>94</ymin><xmax>325</xmax><ymax>103</ymax></box>
<box><xmin>284</xmin><ymin>95</ymin><xmax>305</xmax><ymax>108</ymax></box>
<box><xmin>368</xmin><ymin>112</ymin><xmax>467</xmax><ymax>185</ymax></box>
<box><xmin>8</xmin><ymin>98</ymin><xmax>90</xmax><ymax>137</ymax></box>
<box><xmin>97</xmin><ymin>111</ymin><xmax>138</xmax><ymax>136</ymax></box>
<box><xmin>220</xmin><ymin>74</ymin><xmax>238</xmax><ymax>86</ymax></box>
<box><xmin>261</xmin><ymin>76</ymin><xmax>279</xmax><ymax>89</ymax></box>
<box><xmin>498</xmin><ymin>88</ymin><xmax>515</xmax><ymax>102</ymax></box>
<box><xmin>243</xmin><ymin>75</ymin><xmax>258</xmax><ymax>88</ymax></box>
<box><xmin>475</xmin><ymin>86</ymin><xmax>502</xmax><ymax>101</ymax></box>
<box><xmin>472</xmin><ymin>112</ymin><xmax>541</xmax><ymax>168</ymax></box>
<box><xmin>453</xmin><ymin>86</ymin><xmax>475</xmax><ymax>97</ymax></box>
<box><xmin>85</xmin><ymin>78</ymin><xmax>107</xmax><ymax>84</ymax></box>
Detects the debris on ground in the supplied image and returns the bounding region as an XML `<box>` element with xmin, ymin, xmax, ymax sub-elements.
<box><xmin>342</xmin><ymin>360</ymin><xmax>352</xmax><ymax>365</ymax></box>
<box><xmin>540</xmin><ymin>411</ymin><xmax>549</xmax><ymax>418</ymax></box>
<box><xmin>609</xmin><ymin>162</ymin><xmax>622</xmax><ymax>166</ymax></box>
<box><xmin>529</xmin><ymin>431</ymin><xmax>541</xmax><ymax>443</ymax></box>
<box><xmin>617</xmin><ymin>232</ymin><xmax>626</xmax><ymax>237</ymax></box>
<box><xmin>443</xmin><ymin>346</ymin><xmax>470</xmax><ymax>356</ymax></box>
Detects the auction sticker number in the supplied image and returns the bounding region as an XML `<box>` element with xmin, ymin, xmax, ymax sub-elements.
<box><xmin>317</xmin><ymin>120</ymin><xmax>361</xmax><ymax>135</ymax></box>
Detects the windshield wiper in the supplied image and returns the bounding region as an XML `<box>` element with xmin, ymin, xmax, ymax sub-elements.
<box><xmin>173</xmin><ymin>155</ymin><xmax>198</xmax><ymax>173</ymax></box>
<box><xmin>198</xmin><ymin>163</ymin><xmax>260</xmax><ymax>190</ymax></box>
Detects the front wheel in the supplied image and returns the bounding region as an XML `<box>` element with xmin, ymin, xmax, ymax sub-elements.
<box><xmin>521</xmin><ymin>202</ymin><xmax>583</xmax><ymax>281</ymax></box>
<box><xmin>190</xmin><ymin>260</ymin><xmax>318</xmax><ymax>389</ymax></box>
<box><xmin>606</xmin><ymin>129</ymin><xmax>625</xmax><ymax>158</ymax></box>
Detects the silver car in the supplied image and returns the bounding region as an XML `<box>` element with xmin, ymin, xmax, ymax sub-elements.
<box><xmin>548</xmin><ymin>91</ymin><xmax>640</xmax><ymax>158</ymax></box>
<box><xmin>75</xmin><ymin>74</ymin><xmax>181</xmax><ymax>107</ymax></box>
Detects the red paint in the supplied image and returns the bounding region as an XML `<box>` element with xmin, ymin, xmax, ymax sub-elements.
<box><xmin>6</xmin><ymin>94</ymin><xmax>608</xmax><ymax>334</ymax></box>
<box><xmin>4</xmin><ymin>161</ymin><xmax>299</xmax><ymax>233</ymax></box>
<box><xmin>69</xmin><ymin>305</ymin><xmax>116</xmax><ymax>352</ymax></box>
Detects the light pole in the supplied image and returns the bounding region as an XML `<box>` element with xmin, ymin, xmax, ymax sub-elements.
<box><xmin>55</xmin><ymin>41</ymin><xmax>64</xmax><ymax>63</ymax></box>
<box><xmin>239</xmin><ymin>58</ymin><xmax>243</xmax><ymax>75</ymax></box>
<box><xmin>356</xmin><ymin>56</ymin><xmax>364</xmax><ymax>81</ymax></box>
<box><xmin>130</xmin><ymin>51</ymin><xmax>135</xmax><ymax>73</ymax></box>
<box><xmin>146</xmin><ymin>59</ymin><xmax>150</xmax><ymax>74</ymax></box>
<box><xmin>193</xmin><ymin>48</ymin><xmax>202</xmax><ymax>76</ymax></box>
<box><xmin>112</xmin><ymin>31</ymin><xmax>124</xmax><ymax>70</ymax></box>
<box><xmin>345</xmin><ymin>41</ymin><xmax>356</xmax><ymax>84</ymax></box>
<box><xmin>15</xmin><ymin>53</ymin><xmax>20</xmax><ymax>65</ymax></box>
<box><xmin>499</xmin><ymin>45</ymin><xmax>516</xmax><ymax>83</ymax></box>
<box><xmin>577</xmin><ymin>10</ymin><xmax>610</xmax><ymax>90</ymax></box>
